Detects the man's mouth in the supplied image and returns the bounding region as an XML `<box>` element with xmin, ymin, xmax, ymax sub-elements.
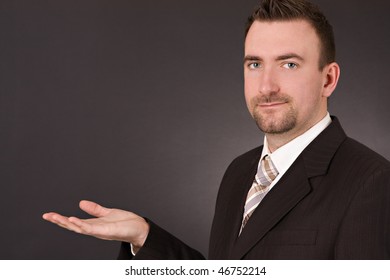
<box><xmin>259</xmin><ymin>101</ymin><xmax>287</xmax><ymax>107</ymax></box>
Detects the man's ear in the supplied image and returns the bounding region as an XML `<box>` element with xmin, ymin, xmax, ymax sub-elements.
<box><xmin>322</xmin><ymin>62</ymin><xmax>340</xmax><ymax>98</ymax></box>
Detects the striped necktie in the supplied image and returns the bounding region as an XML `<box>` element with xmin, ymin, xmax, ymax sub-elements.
<box><xmin>239</xmin><ymin>155</ymin><xmax>279</xmax><ymax>234</ymax></box>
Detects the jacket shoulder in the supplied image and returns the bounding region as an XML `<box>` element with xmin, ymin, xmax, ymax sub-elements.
<box><xmin>339</xmin><ymin>137</ymin><xmax>390</xmax><ymax>171</ymax></box>
<box><xmin>227</xmin><ymin>146</ymin><xmax>263</xmax><ymax>171</ymax></box>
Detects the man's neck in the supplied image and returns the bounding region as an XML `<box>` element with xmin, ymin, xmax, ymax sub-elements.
<box><xmin>266</xmin><ymin>135</ymin><xmax>295</xmax><ymax>153</ymax></box>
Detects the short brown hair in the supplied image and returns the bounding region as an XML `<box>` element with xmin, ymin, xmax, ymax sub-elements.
<box><xmin>246</xmin><ymin>0</ymin><xmax>335</xmax><ymax>69</ymax></box>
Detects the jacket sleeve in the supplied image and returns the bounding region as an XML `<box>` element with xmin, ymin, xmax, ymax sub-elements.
<box><xmin>117</xmin><ymin>219</ymin><xmax>205</xmax><ymax>260</ymax></box>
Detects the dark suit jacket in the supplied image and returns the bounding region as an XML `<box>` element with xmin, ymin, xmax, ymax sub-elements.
<box><xmin>119</xmin><ymin>117</ymin><xmax>390</xmax><ymax>259</ymax></box>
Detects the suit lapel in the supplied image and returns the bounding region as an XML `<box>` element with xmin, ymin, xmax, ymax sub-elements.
<box><xmin>230</xmin><ymin>158</ymin><xmax>311</xmax><ymax>259</ymax></box>
<box><xmin>229</xmin><ymin>116</ymin><xmax>347</xmax><ymax>259</ymax></box>
<box><xmin>221</xmin><ymin>152</ymin><xmax>260</xmax><ymax>258</ymax></box>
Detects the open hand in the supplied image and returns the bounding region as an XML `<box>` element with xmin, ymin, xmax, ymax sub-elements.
<box><xmin>42</xmin><ymin>200</ymin><xmax>149</xmax><ymax>249</ymax></box>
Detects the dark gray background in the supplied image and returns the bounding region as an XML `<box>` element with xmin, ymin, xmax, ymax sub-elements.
<box><xmin>1</xmin><ymin>0</ymin><xmax>389</xmax><ymax>259</ymax></box>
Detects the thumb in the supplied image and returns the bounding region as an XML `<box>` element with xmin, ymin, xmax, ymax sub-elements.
<box><xmin>79</xmin><ymin>200</ymin><xmax>111</xmax><ymax>217</ymax></box>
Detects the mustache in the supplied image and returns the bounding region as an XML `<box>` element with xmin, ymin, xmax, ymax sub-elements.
<box><xmin>251</xmin><ymin>94</ymin><xmax>291</xmax><ymax>105</ymax></box>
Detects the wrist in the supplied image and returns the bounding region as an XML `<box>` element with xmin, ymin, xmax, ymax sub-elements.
<box><xmin>131</xmin><ymin>218</ymin><xmax>150</xmax><ymax>249</ymax></box>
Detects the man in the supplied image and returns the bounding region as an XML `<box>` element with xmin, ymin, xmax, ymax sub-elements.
<box><xmin>43</xmin><ymin>0</ymin><xmax>390</xmax><ymax>259</ymax></box>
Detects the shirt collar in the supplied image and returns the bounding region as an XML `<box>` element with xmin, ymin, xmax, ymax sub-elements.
<box><xmin>259</xmin><ymin>113</ymin><xmax>332</xmax><ymax>179</ymax></box>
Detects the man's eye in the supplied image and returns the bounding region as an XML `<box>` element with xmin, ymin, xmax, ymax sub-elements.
<box><xmin>283</xmin><ymin>62</ymin><xmax>298</xmax><ymax>69</ymax></box>
<box><xmin>248</xmin><ymin>62</ymin><xmax>260</xmax><ymax>69</ymax></box>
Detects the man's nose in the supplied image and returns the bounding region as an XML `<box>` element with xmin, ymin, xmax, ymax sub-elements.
<box><xmin>258</xmin><ymin>67</ymin><xmax>280</xmax><ymax>95</ymax></box>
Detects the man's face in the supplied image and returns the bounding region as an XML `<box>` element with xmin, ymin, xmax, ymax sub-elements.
<box><xmin>244</xmin><ymin>20</ymin><xmax>330</xmax><ymax>138</ymax></box>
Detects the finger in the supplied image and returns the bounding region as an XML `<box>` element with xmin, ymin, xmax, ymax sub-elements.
<box><xmin>68</xmin><ymin>216</ymin><xmax>91</xmax><ymax>231</ymax></box>
<box><xmin>57</xmin><ymin>220</ymin><xmax>83</xmax><ymax>234</ymax></box>
<box><xmin>42</xmin><ymin>212</ymin><xmax>54</xmax><ymax>221</ymax></box>
<box><xmin>79</xmin><ymin>200</ymin><xmax>111</xmax><ymax>218</ymax></box>
<box><xmin>44</xmin><ymin>212</ymin><xmax>85</xmax><ymax>233</ymax></box>
<box><xmin>68</xmin><ymin>216</ymin><xmax>100</xmax><ymax>235</ymax></box>
<box><xmin>42</xmin><ymin>212</ymin><xmax>68</xmax><ymax>223</ymax></box>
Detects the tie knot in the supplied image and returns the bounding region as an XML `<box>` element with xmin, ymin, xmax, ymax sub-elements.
<box><xmin>255</xmin><ymin>155</ymin><xmax>279</xmax><ymax>186</ymax></box>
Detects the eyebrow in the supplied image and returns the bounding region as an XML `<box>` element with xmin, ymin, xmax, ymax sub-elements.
<box><xmin>243</xmin><ymin>53</ymin><xmax>304</xmax><ymax>63</ymax></box>
<box><xmin>276</xmin><ymin>53</ymin><xmax>304</xmax><ymax>62</ymax></box>
<box><xmin>243</xmin><ymin>55</ymin><xmax>261</xmax><ymax>63</ymax></box>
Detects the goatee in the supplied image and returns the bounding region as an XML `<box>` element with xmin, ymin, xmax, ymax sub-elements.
<box><xmin>250</xmin><ymin>94</ymin><xmax>297</xmax><ymax>134</ymax></box>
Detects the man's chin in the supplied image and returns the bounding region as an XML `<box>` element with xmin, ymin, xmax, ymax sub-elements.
<box><xmin>253</xmin><ymin>107</ymin><xmax>297</xmax><ymax>133</ymax></box>
<box><xmin>254</xmin><ymin>117</ymin><xmax>296</xmax><ymax>135</ymax></box>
